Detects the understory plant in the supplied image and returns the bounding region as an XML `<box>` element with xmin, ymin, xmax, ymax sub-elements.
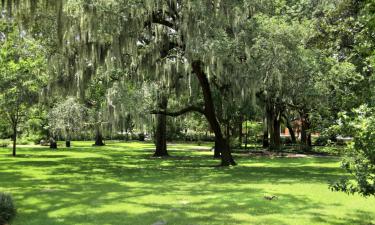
<box><xmin>0</xmin><ymin>193</ymin><xmax>16</xmax><ymax>225</ymax></box>
<box><xmin>330</xmin><ymin>105</ymin><xmax>375</xmax><ymax>196</ymax></box>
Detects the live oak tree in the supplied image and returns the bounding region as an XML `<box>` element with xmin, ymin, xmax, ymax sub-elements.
<box><xmin>3</xmin><ymin>0</ymin><xmax>374</xmax><ymax>169</ymax></box>
<box><xmin>251</xmin><ymin>15</ymin><xmax>314</xmax><ymax>150</ymax></box>
<box><xmin>0</xmin><ymin>20</ymin><xmax>47</xmax><ymax>156</ymax></box>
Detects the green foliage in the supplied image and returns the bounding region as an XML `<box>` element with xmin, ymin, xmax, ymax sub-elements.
<box><xmin>330</xmin><ymin>105</ymin><xmax>375</xmax><ymax>196</ymax></box>
<box><xmin>0</xmin><ymin>140</ymin><xmax>10</xmax><ymax>148</ymax></box>
<box><xmin>244</xmin><ymin>121</ymin><xmax>263</xmax><ymax>143</ymax></box>
<box><xmin>0</xmin><ymin>193</ymin><xmax>16</xmax><ymax>225</ymax></box>
<box><xmin>0</xmin><ymin>19</ymin><xmax>47</xmax><ymax>152</ymax></box>
<box><xmin>48</xmin><ymin>97</ymin><xmax>88</xmax><ymax>139</ymax></box>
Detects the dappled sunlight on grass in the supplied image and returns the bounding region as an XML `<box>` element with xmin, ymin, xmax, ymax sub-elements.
<box><xmin>0</xmin><ymin>142</ymin><xmax>374</xmax><ymax>225</ymax></box>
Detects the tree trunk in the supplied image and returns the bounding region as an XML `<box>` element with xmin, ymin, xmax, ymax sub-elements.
<box><xmin>66</xmin><ymin>132</ymin><xmax>71</xmax><ymax>147</ymax></box>
<box><xmin>284</xmin><ymin>117</ymin><xmax>297</xmax><ymax>144</ymax></box>
<box><xmin>50</xmin><ymin>137</ymin><xmax>57</xmax><ymax>149</ymax></box>
<box><xmin>94</xmin><ymin>128</ymin><xmax>105</xmax><ymax>146</ymax></box>
<box><xmin>272</xmin><ymin>116</ymin><xmax>281</xmax><ymax>151</ymax></box>
<box><xmin>244</xmin><ymin>120</ymin><xmax>248</xmax><ymax>151</ymax></box>
<box><xmin>12</xmin><ymin>125</ymin><xmax>17</xmax><ymax>157</ymax></box>
<box><xmin>300</xmin><ymin>112</ymin><xmax>312</xmax><ymax>151</ymax></box>
<box><xmin>262</xmin><ymin>116</ymin><xmax>269</xmax><ymax>148</ymax></box>
<box><xmin>308</xmin><ymin>133</ymin><xmax>312</xmax><ymax>147</ymax></box>
<box><xmin>192</xmin><ymin>61</ymin><xmax>236</xmax><ymax>166</ymax></box>
<box><xmin>267</xmin><ymin>104</ymin><xmax>281</xmax><ymax>151</ymax></box>
<box><xmin>238</xmin><ymin>118</ymin><xmax>243</xmax><ymax>148</ymax></box>
<box><xmin>154</xmin><ymin>95</ymin><xmax>169</xmax><ymax>157</ymax></box>
<box><xmin>214</xmin><ymin>139</ymin><xmax>221</xmax><ymax>158</ymax></box>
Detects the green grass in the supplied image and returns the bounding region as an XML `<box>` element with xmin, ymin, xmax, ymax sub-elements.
<box><xmin>0</xmin><ymin>141</ymin><xmax>374</xmax><ymax>225</ymax></box>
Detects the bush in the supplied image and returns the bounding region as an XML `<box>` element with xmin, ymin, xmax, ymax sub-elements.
<box><xmin>25</xmin><ymin>134</ymin><xmax>44</xmax><ymax>144</ymax></box>
<box><xmin>330</xmin><ymin>106</ymin><xmax>375</xmax><ymax>196</ymax></box>
<box><xmin>314</xmin><ymin>135</ymin><xmax>330</xmax><ymax>146</ymax></box>
<box><xmin>16</xmin><ymin>139</ymin><xmax>31</xmax><ymax>145</ymax></box>
<box><xmin>281</xmin><ymin>136</ymin><xmax>292</xmax><ymax>145</ymax></box>
<box><xmin>138</xmin><ymin>133</ymin><xmax>145</xmax><ymax>141</ymax></box>
<box><xmin>0</xmin><ymin>140</ymin><xmax>10</xmax><ymax>148</ymax></box>
<box><xmin>0</xmin><ymin>193</ymin><xmax>16</xmax><ymax>225</ymax></box>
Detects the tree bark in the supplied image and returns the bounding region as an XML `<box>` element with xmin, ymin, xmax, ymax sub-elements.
<box><xmin>94</xmin><ymin>128</ymin><xmax>105</xmax><ymax>146</ymax></box>
<box><xmin>154</xmin><ymin>95</ymin><xmax>169</xmax><ymax>157</ymax></box>
<box><xmin>284</xmin><ymin>116</ymin><xmax>297</xmax><ymax>144</ymax></box>
<box><xmin>50</xmin><ymin>137</ymin><xmax>57</xmax><ymax>149</ymax></box>
<box><xmin>244</xmin><ymin>119</ymin><xmax>248</xmax><ymax>150</ymax></box>
<box><xmin>238</xmin><ymin>117</ymin><xmax>243</xmax><ymax>148</ymax></box>
<box><xmin>66</xmin><ymin>132</ymin><xmax>71</xmax><ymax>147</ymax></box>
<box><xmin>192</xmin><ymin>60</ymin><xmax>236</xmax><ymax>166</ymax></box>
<box><xmin>12</xmin><ymin>125</ymin><xmax>17</xmax><ymax>157</ymax></box>
<box><xmin>267</xmin><ymin>103</ymin><xmax>281</xmax><ymax>151</ymax></box>
<box><xmin>214</xmin><ymin>138</ymin><xmax>221</xmax><ymax>158</ymax></box>
<box><xmin>272</xmin><ymin>115</ymin><xmax>281</xmax><ymax>151</ymax></box>
<box><xmin>300</xmin><ymin>112</ymin><xmax>312</xmax><ymax>151</ymax></box>
<box><xmin>262</xmin><ymin>116</ymin><xmax>269</xmax><ymax>148</ymax></box>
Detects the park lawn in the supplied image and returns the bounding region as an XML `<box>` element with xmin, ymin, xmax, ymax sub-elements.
<box><xmin>0</xmin><ymin>141</ymin><xmax>374</xmax><ymax>225</ymax></box>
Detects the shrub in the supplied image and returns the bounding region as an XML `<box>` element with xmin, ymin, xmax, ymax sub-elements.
<box><xmin>314</xmin><ymin>135</ymin><xmax>330</xmax><ymax>146</ymax></box>
<box><xmin>0</xmin><ymin>193</ymin><xmax>16</xmax><ymax>225</ymax></box>
<box><xmin>16</xmin><ymin>138</ymin><xmax>31</xmax><ymax>145</ymax></box>
<box><xmin>281</xmin><ymin>136</ymin><xmax>292</xmax><ymax>145</ymax></box>
<box><xmin>330</xmin><ymin>105</ymin><xmax>375</xmax><ymax>196</ymax></box>
<box><xmin>25</xmin><ymin>134</ymin><xmax>44</xmax><ymax>144</ymax></box>
<box><xmin>0</xmin><ymin>140</ymin><xmax>10</xmax><ymax>148</ymax></box>
<box><xmin>138</xmin><ymin>133</ymin><xmax>145</xmax><ymax>141</ymax></box>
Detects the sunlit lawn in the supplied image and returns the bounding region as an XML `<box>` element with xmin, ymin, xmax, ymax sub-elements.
<box><xmin>0</xmin><ymin>141</ymin><xmax>374</xmax><ymax>225</ymax></box>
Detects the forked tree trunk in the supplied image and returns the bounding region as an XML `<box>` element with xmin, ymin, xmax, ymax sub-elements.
<box><xmin>192</xmin><ymin>61</ymin><xmax>236</xmax><ymax>166</ymax></box>
<box><xmin>154</xmin><ymin>96</ymin><xmax>169</xmax><ymax>157</ymax></box>
<box><xmin>284</xmin><ymin>117</ymin><xmax>297</xmax><ymax>144</ymax></box>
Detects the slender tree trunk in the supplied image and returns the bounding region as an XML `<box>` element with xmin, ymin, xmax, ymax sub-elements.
<box><xmin>225</xmin><ymin>119</ymin><xmax>230</xmax><ymax>145</ymax></box>
<box><xmin>266</xmin><ymin>104</ymin><xmax>276</xmax><ymax>150</ymax></box>
<box><xmin>154</xmin><ymin>96</ymin><xmax>169</xmax><ymax>157</ymax></box>
<box><xmin>238</xmin><ymin>117</ymin><xmax>243</xmax><ymax>148</ymax></box>
<box><xmin>244</xmin><ymin>120</ymin><xmax>248</xmax><ymax>151</ymax></box>
<box><xmin>308</xmin><ymin>133</ymin><xmax>312</xmax><ymax>147</ymax></box>
<box><xmin>12</xmin><ymin>125</ymin><xmax>17</xmax><ymax>157</ymax></box>
<box><xmin>192</xmin><ymin>61</ymin><xmax>236</xmax><ymax>166</ymax></box>
<box><xmin>262</xmin><ymin>116</ymin><xmax>269</xmax><ymax>148</ymax></box>
<box><xmin>272</xmin><ymin>115</ymin><xmax>281</xmax><ymax>151</ymax></box>
<box><xmin>66</xmin><ymin>132</ymin><xmax>71</xmax><ymax>148</ymax></box>
<box><xmin>94</xmin><ymin>128</ymin><xmax>105</xmax><ymax>146</ymax></box>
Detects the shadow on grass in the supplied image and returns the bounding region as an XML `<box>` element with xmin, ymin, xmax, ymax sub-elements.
<box><xmin>0</xmin><ymin>142</ymin><xmax>374</xmax><ymax>225</ymax></box>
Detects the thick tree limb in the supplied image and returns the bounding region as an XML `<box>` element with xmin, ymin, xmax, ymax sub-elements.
<box><xmin>151</xmin><ymin>105</ymin><xmax>205</xmax><ymax>117</ymax></box>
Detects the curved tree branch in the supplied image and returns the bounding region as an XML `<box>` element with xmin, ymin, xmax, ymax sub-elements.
<box><xmin>150</xmin><ymin>105</ymin><xmax>205</xmax><ymax>117</ymax></box>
